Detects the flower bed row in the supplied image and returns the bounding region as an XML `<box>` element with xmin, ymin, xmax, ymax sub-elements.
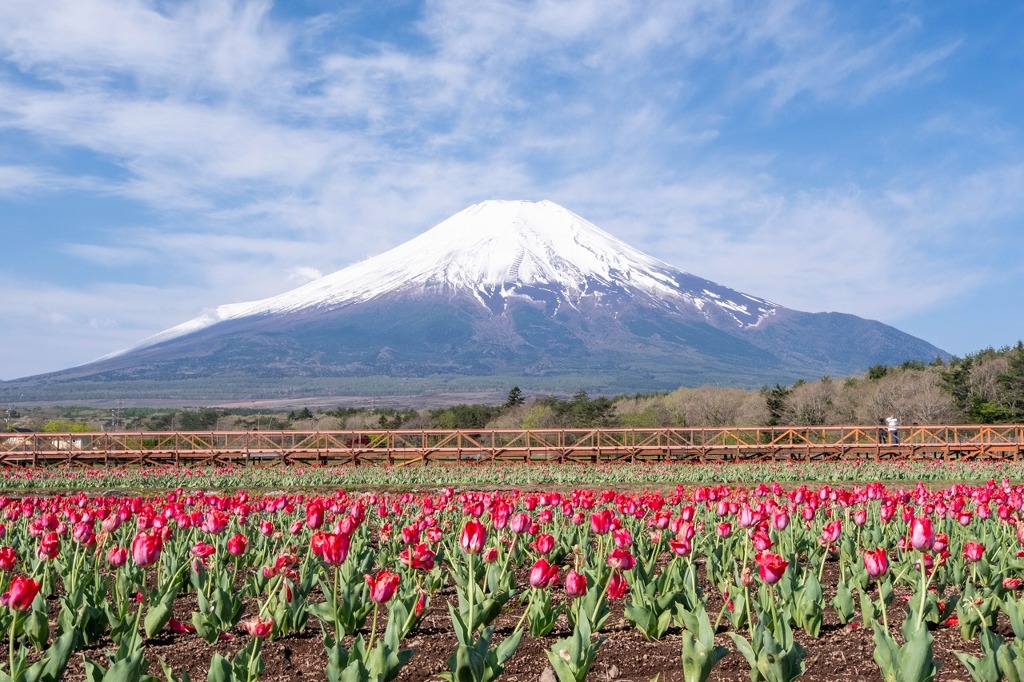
<box><xmin>1</xmin><ymin>479</ymin><xmax>1024</xmax><ymax>680</ymax></box>
<box><xmin>1</xmin><ymin>458</ymin><xmax>1023</xmax><ymax>491</ymax></box>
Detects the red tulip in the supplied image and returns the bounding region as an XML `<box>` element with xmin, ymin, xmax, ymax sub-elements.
<box><xmin>459</xmin><ymin>520</ymin><xmax>487</xmax><ymax>555</ymax></box>
<box><xmin>963</xmin><ymin>542</ymin><xmax>985</xmax><ymax>563</ymax></box>
<box><xmin>529</xmin><ymin>558</ymin><xmax>560</xmax><ymax>588</ymax></box>
<box><xmin>0</xmin><ymin>547</ymin><xmax>17</xmax><ymax>571</ymax></box>
<box><xmin>108</xmin><ymin>546</ymin><xmax>128</xmax><ymax>567</ymax></box>
<box><xmin>36</xmin><ymin>531</ymin><xmax>59</xmax><ymax>561</ymax></box>
<box><xmin>482</xmin><ymin>546</ymin><xmax>499</xmax><ymax>564</ymax></box>
<box><xmin>365</xmin><ymin>570</ymin><xmax>400</xmax><ymax>604</ymax></box>
<box><xmin>910</xmin><ymin>516</ymin><xmax>935</xmax><ymax>551</ymax></box>
<box><xmin>772</xmin><ymin>511</ymin><xmax>790</xmax><ymax>531</ymax></box>
<box><xmin>319</xmin><ymin>532</ymin><xmax>350</xmax><ymax>566</ymax></box>
<box><xmin>399</xmin><ymin>543</ymin><xmax>436</xmax><ymax>571</ymax></box>
<box><xmin>565</xmin><ymin>569</ymin><xmax>587</xmax><ymax>597</ymax></box>
<box><xmin>752</xmin><ymin>528</ymin><xmax>773</xmax><ymax>552</ymax></box>
<box><xmin>755</xmin><ymin>551</ymin><xmax>788</xmax><ymax>584</ymax></box>
<box><xmin>606</xmin><ymin>571</ymin><xmax>628</xmax><ymax>599</ymax></box>
<box><xmin>531</xmin><ymin>533</ymin><xmax>555</xmax><ymax>555</ymax></box>
<box><xmin>305</xmin><ymin>501</ymin><xmax>325</xmax><ymax>530</ymax></box>
<box><xmin>3</xmin><ymin>575</ymin><xmax>40</xmax><ymax>611</ymax></box>
<box><xmin>226</xmin><ymin>533</ymin><xmax>248</xmax><ymax>556</ymax></box>
<box><xmin>854</xmin><ymin>509</ymin><xmax>868</xmax><ymax>526</ymax></box>
<box><xmin>863</xmin><ymin>548</ymin><xmax>888</xmax><ymax>577</ymax></box>
<box><xmin>612</xmin><ymin>528</ymin><xmax>633</xmax><ymax>549</ymax></box>
<box><xmin>191</xmin><ymin>541</ymin><xmax>216</xmax><ymax>558</ymax></box>
<box><xmin>669</xmin><ymin>537</ymin><xmax>692</xmax><ymax>557</ymax></box>
<box><xmin>716</xmin><ymin>522</ymin><xmax>732</xmax><ymax>538</ymax></box>
<box><xmin>590</xmin><ymin>510</ymin><xmax>614</xmax><ymax>535</ymax></box>
<box><xmin>607</xmin><ymin>547</ymin><xmax>635</xmax><ymax>571</ymax></box>
<box><xmin>258</xmin><ymin>520</ymin><xmax>274</xmax><ymax>536</ymax></box>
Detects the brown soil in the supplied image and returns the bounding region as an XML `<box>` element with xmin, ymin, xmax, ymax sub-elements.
<box><xmin>43</xmin><ymin>560</ymin><xmax>986</xmax><ymax>682</ymax></box>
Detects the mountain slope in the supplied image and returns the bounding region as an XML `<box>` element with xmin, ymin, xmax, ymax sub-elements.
<box><xmin>2</xmin><ymin>200</ymin><xmax>946</xmax><ymax>402</ymax></box>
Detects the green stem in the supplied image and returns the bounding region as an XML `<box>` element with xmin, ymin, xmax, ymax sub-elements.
<box><xmin>877</xmin><ymin>580</ymin><xmax>890</xmax><ymax>632</ymax></box>
<box><xmin>467</xmin><ymin>552</ymin><xmax>476</xmax><ymax>634</ymax></box>
<box><xmin>916</xmin><ymin>553</ymin><xmax>937</xmax><ymax>628</ymax></box>
<box><xmin>8</xmin><ymin>618</ymin><xmax>15</xmax><ymax>676</ymax></box>
<box><xmin>257</xmin><ymin>573</ymin><xmax>285</xmax><ymax>620</ymax></box>
<box><xmin>245</xmin><ymin>638</ymin><xmax>261</xmax><ymax>682</ymax></box>
<box><xmin>367</xmin><ymin>602</ymin><xmax>380</xmax><ymax>652</ymax></box>
<box><xmin>333</xmin><ymin>565</ymin><xmax>342</xmax><ymax>642</ymax></box>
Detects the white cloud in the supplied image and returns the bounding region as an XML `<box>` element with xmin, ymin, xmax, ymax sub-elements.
<box><xmin>0</xmin><ymin>0</ymin><xmax>1020</xmax><ymax>377</ymax></box>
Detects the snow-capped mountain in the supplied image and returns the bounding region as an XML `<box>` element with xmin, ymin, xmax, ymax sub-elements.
<box><xmin>7</xmin><ymin>200</ymin><xmax>947</xmax><ymax>401</ymax></box>
<box><xmin>129</xmin><ymin>200</ymin><xmax>774</xmax><ymax>353</ymax></box>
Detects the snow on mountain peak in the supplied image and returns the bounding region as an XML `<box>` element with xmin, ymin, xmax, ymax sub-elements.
<box><xmin>125</xmin><ymin>200</ymin><xmax>776</xmax><ymax>353</ymax></box>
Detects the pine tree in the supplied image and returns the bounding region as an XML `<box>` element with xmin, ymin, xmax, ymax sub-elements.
<box><xmin>504</xmin><ymin>386</ymin><xmax>525</xmax><ymax>408</ymax></box>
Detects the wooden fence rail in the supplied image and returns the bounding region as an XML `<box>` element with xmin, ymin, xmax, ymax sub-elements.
<box><xmin>1</xmin><ymin>425</ymin><xmax>1022</xmax><ymax>466</ymax></box>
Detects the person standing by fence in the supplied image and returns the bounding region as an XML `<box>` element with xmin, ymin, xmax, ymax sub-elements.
<box><xmin>886</xmin><ymin>415</ymin><xmax>899</xmax><ymax>444</ymax></box>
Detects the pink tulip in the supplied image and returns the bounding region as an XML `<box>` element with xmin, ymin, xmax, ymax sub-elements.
<box><xmin>755</xmin><ymin>551</ymin><xmax>788</xmax><ymax>584</ymax></box>
<box><xmin>108</xmin><ymin>546</ymin><xmax>128</xmax><ymax>567</ymax></box>
<box><xmin>510</xmin><ymin>513</ymin><xmax>532</xmax><ymax>534</ymax></box>
<box><xmin>752</xmin><ymin>528</ymin><xmax>773</xmax><ymax>552</ymax></box>
<box><xmin>191</xmin><ymin>541</ymin><xmax>216</xmax><ymax>558</ymax></box>
<box><xmin>612</xmin><ymin>528</ymin><xmax>633</xmax><ymax>549</ymax></box>
<box><xmin>863</xmin><ymin>548</ymin><xmax>888</xmax><ymax>577</ymax></box>
<box><xmin>242</xmin><ymin>616</ymin><xmax>274</xmax><ymax>638</ymax></box>
<box><xmin>819</xmin><ymin>520</ymin><xmax>841</xmax><ymax>546</ymax></box>
<box><xmin>909</xmin><ymin>516</ymin><xmax>935</xmax><ymax>551</ymax></box>
<box><xmin>669</xmin><ymin>537</ymin><xmax>691</xmax><ymax>557</ymax></box>
<box><xmin>607</xmin><ymin>547</ymin><xmax>635</xmax><ymax>571</ymax></box>
<box><xmin>131</xmin><ymin>530</ymin><xmax>162</xmax><ymax>567</ymax></box>
<box><xmin>963</xmin><ymin>542</ymin><xmax>985</xmax><ymax>563</ymax></box>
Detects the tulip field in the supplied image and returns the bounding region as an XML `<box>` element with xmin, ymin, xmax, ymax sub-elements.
<box><xmin>2</xmin><ymin>463</ymin><xmax>1024</xmax><ymax>680</ymax></box>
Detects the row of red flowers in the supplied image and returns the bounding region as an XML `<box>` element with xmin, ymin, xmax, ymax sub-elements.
<box><xmin>0</xmin><ymin>479</ymin><xmax>1023</xmax><ymax>680</ymax></box>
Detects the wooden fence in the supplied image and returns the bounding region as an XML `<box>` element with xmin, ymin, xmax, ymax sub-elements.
<box><xmin>1</xmin><ymin>425</ymin><xmax>1022</xmax><ymax>466</ymax></box>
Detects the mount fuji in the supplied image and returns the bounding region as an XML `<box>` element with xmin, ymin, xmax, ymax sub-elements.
<box><xmin>5</xmin><ymin>200</ymin><xmax>946</xmax><ymax>402</ymax></box>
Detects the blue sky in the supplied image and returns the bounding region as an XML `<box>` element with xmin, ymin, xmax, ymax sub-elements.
<box><xmin>1</xmin><ymin>1</ymin><xmax>1022</xmax><ymax>381</ymax></box>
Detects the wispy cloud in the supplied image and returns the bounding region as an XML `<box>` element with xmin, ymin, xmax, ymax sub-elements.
<box><xmin>0</xmin><ymin>0</ymin><xmax>1020</xmax><ymax>378</ymax></box>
